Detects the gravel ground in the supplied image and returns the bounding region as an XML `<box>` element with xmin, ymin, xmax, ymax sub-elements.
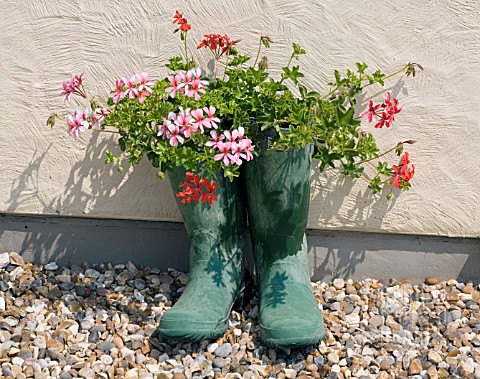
<box><xmin>0</xmin><ymin>251</ymin><xmax>479</xmax><ymax>379</ymax></box>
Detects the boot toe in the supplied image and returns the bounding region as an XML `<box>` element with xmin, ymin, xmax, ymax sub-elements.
<box><xmin>259</xmin><ymin>282</ymin><xmax>326</xmax><ymax>348</ymax></box>
<box><xmin>158</xmin><ymin>307</ymin><xmax>229</xmax><ymax>342</ymax></box>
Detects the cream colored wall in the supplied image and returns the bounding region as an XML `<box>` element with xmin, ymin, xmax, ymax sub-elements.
<box><xmin>1</xmin><ymin>0</ymin><xmax>479</xmax><ymax>237</ymax></box>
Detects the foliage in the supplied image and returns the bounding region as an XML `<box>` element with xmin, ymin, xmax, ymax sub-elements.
<box><xmin>48</xmin><ymin>11</ymin><xmax>422</xmax><ymax>202</ymax></box>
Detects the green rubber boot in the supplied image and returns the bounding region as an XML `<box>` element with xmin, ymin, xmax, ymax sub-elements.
<box><xmin>157</xmin><ymin>166</ymin><xmax>247</xmax><ymax>342</ymax></box>
<box><xmin>245</xmin><ymin>143</ymin><xmax>326</xmax><ymax>348</ymax></box>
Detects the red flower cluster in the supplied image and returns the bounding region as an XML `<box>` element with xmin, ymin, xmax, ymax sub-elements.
<box><xmin>176</xmin><ymin>172</ymin><xmax>218</xmax><ymax>205</ymax></box>
<box><xmin>173</xmin><ymin>10</ymin><xmax>191</xmax><ymax>32</ymax></box>
<box><xmin>361</xmin><ymin>92</ymin><xmax>402</xmax><ymax>128</ymax></box>
<box><xmin>391</xmin><ymin>152</ymin><xmax>415</xmax><ymax>189</ymax></box>
<box><xmin>197</xmin><ymin>34</ymin><xmax>237</xmax><ymax>59</ymax></box>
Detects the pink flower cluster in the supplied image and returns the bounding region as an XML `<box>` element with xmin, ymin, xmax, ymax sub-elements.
<box><xmin>109</xmin><ymin>72</ymin><xmax>154</xmax><ymax>104</ymax></box>
<box><xmin>61</xmin><ymin>74</ymin><xmax>86</xmax><ymax>102</ymax></box>
<box><xmin>165</xmin><ymin>67</ymin><xmax>209</xmax><ymax>101</ymax></box>
<box><xmin>66</xmin><ymin>105</ymin><xmax>106</xmax><ymax>140</ymax></box>
<box><xmin>361</xmin><ymin>92</ymin><xmax>402</xmax><ymax>128</ymax></box>
<box><xmin>157</xmin><ymin>106</ymin><xmax>220</xmax><ymax>147</ymax></box>
<box><xmin>206</xmin><ymin>127</ymin><xmax>254</xmax><ymax>166</ymax></box>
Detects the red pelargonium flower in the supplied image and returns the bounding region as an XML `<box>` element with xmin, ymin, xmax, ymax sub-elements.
<box><xmin>361</xmin><ymin>92</ymin><xmax>403</xmax><ymax>129</ymax></box>
<box><xmin>176</xmin><ymin>172</ymin><xmax>218</xmax><ymax>205</ymax></box>
<box><xmin>173</xmin><ymin>10</ymin><xmax>191</xmax><ymax>32</ymax></box>
<box><xmin>361</xmin><ymin>100</ymin><xmax>381</xmax><ymax>123</ymax></box>
<box><xmin>375</xmin><ymin>92</ymin><xmax>403</xmax><ymax>128</ymax></box>
<box><xmin>197</xmin><ymin>34</ymin><xmax>238</xmax><ymax>59</ymax></box>
<box><xmin>391</xmin><ymin>152</ymin><xmax>415</xmax><ymax>189</ymax></box>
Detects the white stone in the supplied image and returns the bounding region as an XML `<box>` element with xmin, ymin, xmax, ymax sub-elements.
<box><xmin>0</xmin><ymin>253</ymin><xmax>10</xmax><ymax>269</ymax></box>
<box><xmin>333</xmin><ymin>278</ymin><xmax>345</xmax><ymax>289</ymax></box>
<box><xmin>283</xmin><ymin>368</ymin><xmax>297</xmax><ymax>379</ymax></box>
<box><xmin>44</xmin><ymin>262</ymin><xmax>58</xmax><ymax>271</ymax></box>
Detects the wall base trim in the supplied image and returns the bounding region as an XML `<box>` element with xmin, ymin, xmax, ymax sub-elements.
<box><xmin>1</xmin><ymin>213</ymin><xmax>479</xmax><ymax>283</ymax></box>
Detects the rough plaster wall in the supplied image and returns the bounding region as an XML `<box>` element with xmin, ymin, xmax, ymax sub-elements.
<box><xmin>1</xmin><ymin>0</ymin><xmax>479</xmax><ymax>237</ymax></box>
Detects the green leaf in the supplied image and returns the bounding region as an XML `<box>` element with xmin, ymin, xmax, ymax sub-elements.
<box><xmin>292</xmin><ymin>42</ymin><xmax>306</xmax><ymax>56</ymax></box>
<box><xmin>356</xmin><ymin>62</ymin><xmax>368</xmax><ymax>74</ymax></box>
<box><xmin>228</xmin><ymin>55</ymin><xmax>250</xmax><ymax>67</ymax></box>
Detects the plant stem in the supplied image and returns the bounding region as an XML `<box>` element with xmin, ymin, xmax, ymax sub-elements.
<box><xmin>253</xmin><ymin>39</ymin><xmax>262</xmax><ymax>68</ymax></box>
<box><xmin>184</xmin><ymin>33</ymin><xmax>189</xmax><ymax>65</ymax></box>
<box><xmin>321</xmin><ymin>64</ymin><xmax>410</xmax><ymax>100</ymax></box>
<box><xmin>223</xmin><ymin>55</ymin><xmax>230</xmax><ymax>81</ymax></box>
<box><xmin>214</xmin><ymin>58</ymin><xmax>219</xmax><ymax>80</ymax></box>
<box><xmin>357</xmin><ymin>143</ymin><xmax>401</xmax><ymax>165</ymax></box>
<box><xmin>279</xmin><ymin>53</ymin><xmax>294</xmax><ymax>85</ymax></box>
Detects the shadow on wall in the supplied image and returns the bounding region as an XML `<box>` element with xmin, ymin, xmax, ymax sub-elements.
<box><xmin>3</xmin><ymin>133</ymin><xmax>189</xmax><ymax>270</ymax></box>
<box><xmin>308</xmin><ymin>230</ymin><xmax>480</xmax><ymax>284</ymax></box>
<box><xmin>308</xmin><ymin>78</ymin><xmax>409</xmax><ymax>278</ymax></box>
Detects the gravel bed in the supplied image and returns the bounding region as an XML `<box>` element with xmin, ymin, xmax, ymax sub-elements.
<box><xmin>0</xmin><ymin>251</ymin><xmax>479</xmax><ymax>379</ymax></box>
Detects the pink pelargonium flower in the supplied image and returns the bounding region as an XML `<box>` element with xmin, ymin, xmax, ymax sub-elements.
<box><xmin>187</xmin><ymin>67</ymin><xmax>209</xmax><ymax>87</ymax></box>
<box><xmin>239</xmin><ymin>138</ymin><xmax>255</xmax><ymax>161</ymax></box>
<box><xmin>167</xmin><ymin>123</ymin><xmax>184</xmax><ymax>147</ymax></box>
<box><xmin>136</xmin><ymin>72</ymin><xmax>153</xmax><ymax>93</ymax></box>
<box><xmin>165</xmin><ymin>73</ymin><xmax>184</xmax><ymax>98</ymax></box>
<box><xmin>109</xmin><ymin>79</ymin><xmax>126</xmax><ymax>103</ymax></box>
<box><xmin>184</xmin><ymin>78</ymin><xmax>206</xmax><ymax>101</ymax></box>
<box><xmin>361</xmin><ymin>100</ymin><xmax>381</xmax><ymax>123</ymax></box>
<box><xmin>190</xmin><ymin>108</ymin><xmax>210</xmax><ymax>134</ymax></box>
<box><xmin>214</xmin><ymin>141</ymin><xmax>233</xmax><ymax>166</ymax></box>
<box><xmin>205</xmin><ymin>130</ymin><xmax>225</xmax><ymax>151</ymax></box>
<box><xmin>122</xmin><ymin>75</ymin><xmax>139</xmax><ymax>99</ymax></box>
<box><xmin>229</xmin><ymin>132</ymin><xmax>254</xmax><ymax>164</ymax></box>
<box><xmin>174</xmin><ymin>108</ymin><xmax>197</xmax><ymax>138</ymax></box>
<box><xmin>66</xmin><ymin>105</ymin><xmax>89</xmax><ymax>140</ymax></box>
<box><xmin>61</xmin><ymin>73</ymin><xmax>85</xmax><ymax>102</ymax></box>
<box><xmin>228</xmin><ymin>143</ymin><xmax>244</xmax><ymax>165</ymax></box>
<box><xmin>158</xmin><ymin>116</ymin><xmax>173</xmax><ymax>139</ymax></box>
<box><xmin>85</xmin><ymin>106</ymin><xmax>106</xmax><ymax>129</ymax></box>
<box><xmin>203</xmin><ymin>106</ymin><xmax>220</xmax><ymax>129</ymax></box>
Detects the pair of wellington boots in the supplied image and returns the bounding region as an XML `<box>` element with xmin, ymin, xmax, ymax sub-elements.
<box><xmin>158</xmin><ymin>145</ymin><xmax>326</xmax><ymax>348</ymax></box>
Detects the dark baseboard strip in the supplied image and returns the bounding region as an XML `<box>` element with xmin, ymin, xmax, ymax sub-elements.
<box><xmin>1</xmin><ymin>213</ymin><xmax>479</xmax><ymax>283</ymax></box>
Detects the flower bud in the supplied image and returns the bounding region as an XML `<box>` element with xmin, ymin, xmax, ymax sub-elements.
<box><xmin>261</xmin><ymin>35</ymin><xmax>273</xmax><ymax>48</ymax></box>
<box><xmin>258</xmin><ymin>56</ymin><xmax>268</xmax><ymax>71</ymax></box>
<box><xmin>46</xmin><ymin>113</ymin><xmax>57</xmax><ymax>128</ymax></box>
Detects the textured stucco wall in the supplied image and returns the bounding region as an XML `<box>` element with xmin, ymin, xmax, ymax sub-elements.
<box><xmin>1</xmin><ymin>0</ymin><xmax>479</xmax><ymax>237</ymax></box>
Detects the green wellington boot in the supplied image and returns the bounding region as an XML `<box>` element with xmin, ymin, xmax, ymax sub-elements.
<box><xmin>245</xmin><ymin>143</ymin><xmax>326</xmax><ymax>348</ymax></box>
<box><xmin>157</xmin><ymin>166</ymin><xmax>247</xmax><ymax>342</ymax></box>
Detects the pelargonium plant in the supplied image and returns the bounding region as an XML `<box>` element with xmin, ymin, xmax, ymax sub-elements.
<box><xmin>47</xmin><ymin>10</ymin><xmax>421</xmax><ymax>204</ymax></box>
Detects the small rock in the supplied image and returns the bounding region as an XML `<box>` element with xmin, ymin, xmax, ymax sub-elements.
<box><xmin>78</xmin><ymin>367</ymin><xmax>95</xmax><ymax>379</ymax></box>
<box><xmin>426</xmin><ymin>366</ymin><xmax>439</xmax><ymax>379</ymax></box>
<box><xmin>327</xmin><ymin>352</ymin><xmax>340</xmax><ymax>364</ymax></box>
<box><xmin>97</xmin><ymin>341</ymin><xmax>115</xmax><ymax>352</ymax></box>
<box><xmin>333</xmin><ymin>278</ymin><xmax>345</xmax><ymax>290</ymax></box>
<box><xmin>428</xmin><ymin>350</ymin><xmax>443</xmax><ymax>364</ymax></box>
<box><xmin>44</xmin><ymin>262</ymin><xmax>59</xmax><ymax>271</ymax></box>
<box><xmin>425</xmin><ymin>276</ymin><xmax>440</xmax><ymax>285</ymax></box>
<box><xmin>214</xmin><ymin>343</ymin><xmax>232</xmax><ymax>358</ymax></box>
<box><xmin>0</xmin><ymin>253</ymin><xmax>10</xmax><ymax>269</ymax></box>
<box><xmin>283</xmin><ymin>368</ymin><xmax>297</xmax><ymax>379</ymax></box>
<box><xmin>409</xmin><ymin>358</ymin><xmax>423</xmax><ymax>375</ymax></box>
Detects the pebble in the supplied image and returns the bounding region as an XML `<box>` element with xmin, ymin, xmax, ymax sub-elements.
<box><xmin>0</xmin><ymin>253</ymin><xmax>479</xmax><ymax>379</ymax></box>
<box><xmin>44</xmin><ymin>262</ymin><xmax>59</xmax><ymax>270</ymax></box>
<box><xmin>214</xmin><ymin>342</ymin><xmax>232</xmax><ymax>357</ymax></box>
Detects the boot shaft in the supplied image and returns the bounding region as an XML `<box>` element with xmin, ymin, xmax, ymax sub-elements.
<box><xmin>244</xmin><ymin>144</ymin><xmax>313</xmax><ymax>274</ymax></box>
